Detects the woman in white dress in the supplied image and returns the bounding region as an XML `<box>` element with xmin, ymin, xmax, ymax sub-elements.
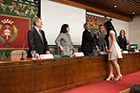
<box><xmin>104</xmin><ymin>21</ymin><xmax>123</xmax><ymax>81</ymax></box>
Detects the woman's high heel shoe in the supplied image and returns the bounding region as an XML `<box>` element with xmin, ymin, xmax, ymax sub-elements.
<box><xmin>114</xmin><ymin>74</ymin><xmax>122</xmax><ymax>81</ymax></box>
<box><xmin>106</xmin><ymin>74</ymin><xmax>114</xmax><ymax>81</ymax></box>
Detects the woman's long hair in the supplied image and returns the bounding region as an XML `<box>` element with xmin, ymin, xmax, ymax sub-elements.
<box><xmin>104</xmin><ymin>21</ymin><xmax>115</xmax><ymax>39</ymax></box>
<box><xmin>60</xmin><ymin>24</ymin><xmax>69</xmax><ymax>33</ymax></box>
<box><xmin>104</xmin><ymin>21</ymin><xmax>120</xmax><ymax>47</ymax></box>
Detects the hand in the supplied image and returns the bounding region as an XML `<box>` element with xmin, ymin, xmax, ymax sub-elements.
<box><xmin>105</xmin><ymin>48</ymin><xmax>108</xmax><ymax>52</ymax></box>
<box><xmin>36</xmin><ymin>53</ymin><xmax>40</xmax><ymax>59</ymax></box>
<box><xmin>97</xmin><ymin>36</ymin><xmax>101</xmax><ymax>39</ymax></box>
<box><xmin>46</xmin><ymin>51</ymin><xmax>50</xmax><ymax>54</ymax></box>
<box><xmin>73</xmin><ymin>48</ymin><xmax>76</xmax><ymax>52</ymax></box>
<box><xmin>100</xmin><ymin>36</ymin><xmax>105</xmax><ymax>39</ymax></box>
<box><xmin>108</xmin><ymin>49</ymin><xmax>112</xmax><ymax>53</ymax></box>
<box><xmin>97</xmin><ymin>47</ymin><xmax>100</xmax><ymax>51</ymax></box>
<box><xmin>60</xmin><ymin>46</ymin><xmax>64</xmax><ymax>51</ymax></box>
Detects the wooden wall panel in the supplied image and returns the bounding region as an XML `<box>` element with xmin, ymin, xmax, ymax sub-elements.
<box><xmin>0</xmin><ymin>61</ymin><xmax>35</xmax><ymax>93</ymax></box>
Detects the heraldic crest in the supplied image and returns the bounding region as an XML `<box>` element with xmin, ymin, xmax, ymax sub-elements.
<box><xmin>0</xmin><ymin>19</ymin><xmax>18</xmax><ymax>45</ymax></box>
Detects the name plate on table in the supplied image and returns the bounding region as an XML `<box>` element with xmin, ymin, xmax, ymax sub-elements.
<box><xmin>74</xmin><ymin>52</ymin><xmax>84</xmax><ymax>57</ymax></box>
<box><xmin>100</xmin><ymin>51</ymin><xmax>107</xmax><ymax>55</ymax></box>
<box><xmin>40</xmin><ymin>54</ymin><xmax>54</xmax><ymax>59</ymax></box>
<box><xmin>134</xmin><ymin>49</ymin><xmax>139</xmax><ymax>53</ymax></box>
<box><xmin>122</xmin><ymin>51</ymin><xmax>129</xmax><ymax>54</ymax></box>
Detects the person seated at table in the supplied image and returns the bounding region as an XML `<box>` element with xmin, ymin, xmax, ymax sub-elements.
<box><xmin>55</xmin><ymin>24</ymin><xmax>76</xmax><ymax>57</ymax></box>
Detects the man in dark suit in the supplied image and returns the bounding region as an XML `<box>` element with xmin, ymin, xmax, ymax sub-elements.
<box><xmin>95</xmin><ymin>24</ymin><xmax>107</xmax><ymax>51</ymax></box>
<box><xmin>27</xmin><ymin>17</ymin><xmax>50</xmax><ymax>57</ymax></box>
<box><xmin>81</xmin><ymin>23</ymin><xmax>98</xmax><ymax>56</ymax></box>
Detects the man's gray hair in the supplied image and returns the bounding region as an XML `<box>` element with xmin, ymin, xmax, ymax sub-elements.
<box><xmin>33</xmin><ymin>17</ymin><xmax>41</xmax><ymax>26</ymax></box>
<box><xmin>83</xmin><ymin>23</ymin><xmax>89</xmax><ymax>29</ymax></box>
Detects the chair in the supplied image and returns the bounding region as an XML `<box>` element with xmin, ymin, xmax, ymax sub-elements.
<box><xmin>11</xmin><ymin>50</ymin><xmax>27</xmax><ymax>61</ymax></box>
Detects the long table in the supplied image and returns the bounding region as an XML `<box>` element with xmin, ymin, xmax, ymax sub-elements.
<box><xmin>0</xmin><ymin>53</ymin><xmax>140</xmax><ymax>93</ymax></box>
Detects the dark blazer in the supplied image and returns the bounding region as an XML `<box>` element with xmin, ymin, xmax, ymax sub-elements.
<box><xmin>95</xmin><ymin>31</ymin><xmax>107</xmax><ymax>51</ymax></box>
<box><xmin>81</xmin><ymin>29</ymin><xmax>96</xmax><ymax>55</ymax></box>
<box><xmin>118</xmin><ymin>36</ymin><xmax>127</xmax><ymax>50</ymax></box>
<box><xmin>27</xmin><ymin>27</ymin><xmax>49</xmax><ymax>57</ymax></box>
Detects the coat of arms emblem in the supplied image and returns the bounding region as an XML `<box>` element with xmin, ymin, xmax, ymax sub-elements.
<box><xmin>0</xmin><ymin>19</ymin><xmax>18</xmax><ymax>45</ymax></box>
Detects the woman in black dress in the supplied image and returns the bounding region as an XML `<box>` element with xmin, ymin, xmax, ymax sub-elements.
<box><xmin>118</xmin><ymin>30</ymin><xmax>129</xmax><ymax>50</ymax></box>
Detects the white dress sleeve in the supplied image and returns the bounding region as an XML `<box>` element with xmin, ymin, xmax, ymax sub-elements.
<box><xmin>110</xmin><ymin>30</ymin><xmax>115</xmax><ymax>34</ymax></box>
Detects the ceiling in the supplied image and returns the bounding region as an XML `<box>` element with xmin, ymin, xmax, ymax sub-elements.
<box><xmin>70</xmin><ymin>0</ymin><xmax>140</xmax><ymax>17</ymax></box>
<box><xmin>51</xmin><ymin>0</ymin><xmax>140</xmax><ymax>21</ymax></box>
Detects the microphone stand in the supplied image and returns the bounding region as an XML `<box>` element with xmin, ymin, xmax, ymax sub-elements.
<box><xmin>20</xmin><ymin>40</ymin><xmax>26</xmax><ymax>60</ymax></box>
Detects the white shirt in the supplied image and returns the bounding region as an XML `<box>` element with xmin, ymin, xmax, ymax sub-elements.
<box><xmin>34</xmin><ymin>26</ymin><xmax>41</xmax><ymax>35</ymax></box>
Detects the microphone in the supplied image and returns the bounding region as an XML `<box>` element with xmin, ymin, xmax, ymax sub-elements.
<box><xmin>20</xmin><ymin>40</ymin><xmax>26</xmax><ymax>60</ymax></box>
